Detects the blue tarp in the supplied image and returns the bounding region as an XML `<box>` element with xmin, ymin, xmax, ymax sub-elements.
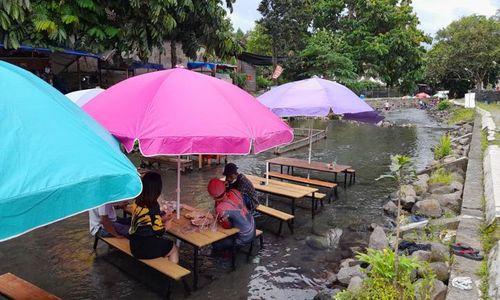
<box><xmin>0</xmin><ymin>43</ymin><xmax>103</xmax><ymax>59</ymax></box>
<box><xmin>129</xmin><ymin>61</ymin><xmax>164</xmax><ymax>70</ymax></box>
<box><xmin>187</xmin><ymin>61</ymin><xmax>237</xmax><ymax>71</ymax></box>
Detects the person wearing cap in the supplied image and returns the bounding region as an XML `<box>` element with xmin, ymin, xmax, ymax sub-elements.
<box><xmin>223</xmin><ymin>163</ymin><xmax>259</xmax><ymax>213</ymax></box>
<box><xmin>207</xmin><ymin>178</ymin><xmax>256</xmax><ymax>250</ymax></box>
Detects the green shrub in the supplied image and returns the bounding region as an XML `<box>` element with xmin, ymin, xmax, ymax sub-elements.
<box><xmin>256</xmin><ymin>74</ymin><xmax>272</xmax><ymax>89</ymax></box>
<box><xmin>448</xmin><ymin>108</ymin><xmax>474</xmax><ymax>124</ymax></box>
<box><xmin>230</xmin><ymin>72</ymin><xmax>247</xmax><ymax>88</ymax></box>
<box><xmin>429</xmin><ymin>168</ymin><xmax>453</xmax><ymax>185</ymax></box>
<box><xmin>335</xmin><ymin>249</ymin><xmax>435</xmax><ymax>300</ymax></box>
<box><xmin>434</xmin><ymin>135</ymin><xmax>452</xmax><ymax>160</ymax></box>
<box><xmin>438</xmin><ymin>101</ymin><xmax>451</xmax><ymax>110</ymax></box>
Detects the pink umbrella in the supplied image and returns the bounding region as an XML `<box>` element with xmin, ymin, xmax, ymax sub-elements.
<box><xmin>416</xmin><ymin>92</ymin><xmax>431</xmax><ymax>99</ymax></box>
<box><xmin>83</xmin><ymin>68</ymin><xmax>293</xmax><ymax>217</ymax></box>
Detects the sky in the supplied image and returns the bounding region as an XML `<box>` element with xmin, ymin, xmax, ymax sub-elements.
<box><xmin>229</xmin><ymin>0</ymin><xmax>499</xmax><ymax>38</ymax></box>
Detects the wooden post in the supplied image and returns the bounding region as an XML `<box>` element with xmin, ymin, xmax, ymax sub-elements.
<box><xmin>76</xmin><ymin>57</ymin><xmax>81</xmax><ymax>90</ymax></box>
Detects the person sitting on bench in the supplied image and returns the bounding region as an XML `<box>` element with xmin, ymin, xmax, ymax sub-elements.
<box><xmin>223</xmin><ymin>163</ymin><xmax>259</xmax><ymax>212</ymax></box>
<box><xmin>89</xmin><ymin>201</ymin><xmax>130</xmax><ymax>239</ymax></box>
<box><xmin>129</xmin><ymin>172</ymin><xmax>179</xmax><ymax>263</ymax></box>
<box><xmin>208</xmin><ymin>178</ymin><xmax>256</xmax><ymax>251</ymax></box>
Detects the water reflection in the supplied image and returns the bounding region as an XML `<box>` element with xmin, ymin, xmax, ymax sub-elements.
<box><xmin>0</xmin><ymin>109</ymin><xmax>444</xmax><ymax>299</ymax></box>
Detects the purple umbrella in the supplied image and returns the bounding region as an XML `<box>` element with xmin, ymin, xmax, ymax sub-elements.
<box><xmin>258</xmin><ymin>77</ymin><xmax>382</xmax><ymax>167</ymax></box>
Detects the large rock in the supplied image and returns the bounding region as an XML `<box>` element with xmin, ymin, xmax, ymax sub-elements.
<box><xmin>401</xmin><ymin>195</ymin><xmax>417</xmax><ymax>211</ymax></box>
<box><xmin>347</xmin><ymin>276</ymin><xmax>363</xmax><ymax>293</ymax></box>
<box><xmin>429</xmin><ymin>243</ymin><xmax>449</xmax><ymax>262</ymax></box>
<box><xmin>306</xmin><ymin>228</ymin><xmax>343</xmax><ymax>251</ymax></box>
<box><xmin>443</xmin><ymin>156</ymin><xmax>457</xmax><ymax>164</ymax></box>
<box><xmin>400</xmin><ymin>185</ymin><xmax>417</xmax><ymax>197</ymax></box>
<box><xmin>337</xmin><ymin>265</ymin><xmax>366</xmax><ymax>284</ymax></box>
<box><xmin>432</xmin><ymin>192</ymin><xmax>462</xmax><ymax>212</ymax></box>
<box><xmin>412</xmin><ymin>250</ymin><xmax>432</xmax><ymax>262</ymax></box>
<box><xmin>429</xmin><ymin>262</ymin><xmax>449</xmax><ymax>281</ymax></box>
<box><xmin>412</xmin><ymin>199</ymin><xmax>443</xmax><ymax>218</ymax></box>
<box><xmin>413</xmin><ymin>174</ymin><xmax>430</xmax><ymax>195</ymax></box>
<box><xmin>415</xmin><ymin>279</ymin><xmax>447</xmax><ymax>300</ymax></box>
<box><xmin>368</xmin><ymin>226</ymin><xmax>389</xmax><ymax>250</ymax></box>
<box><xmin>383</xmin><ymin>201</ymin><xmax>398</xmax><ymax>217</ymax></box>
<box><xmin>429</xmin><ymin>184</ymin><xmax>453</xmax><ymax>195</ymax></box>
<box><xmin>450</xmin><ymin>181</ymin><xmax>463</xmax><ymax>192</ymax></box>
<box><xmin>306</xmin><ymin>236</ymin><xmax>329</xmax><ymax>250</ymax></box>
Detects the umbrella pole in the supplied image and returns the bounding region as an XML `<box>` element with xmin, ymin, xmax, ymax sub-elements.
<box><xmin>265</xmin><ymin>161</ymin><xmax>269</xmax><ymax>205</ymax></box>
<box><xmin>176</xmin><ymin>155</ymin><xmax>181</xmax><ymax>219</ymax></box>
<box><xmin>307</xmin><ymin>118</ymin><xmax>313</xmax><ymax>179</ymax></box>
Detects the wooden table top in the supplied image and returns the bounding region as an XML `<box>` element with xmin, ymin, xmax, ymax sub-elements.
<box><xmin>246</xmin><ymin>174</ymin><xmax>318</xmax><ymax>199</ymax></box>
<box><xmin>167</xmin><ymin>209</ymin><xmax>239</xmax><ymax>248</ymax></box>
<box><xmin>266</xmin><ymin>157</ymin><xmax>351</xmax><ymax>173</ymax></box>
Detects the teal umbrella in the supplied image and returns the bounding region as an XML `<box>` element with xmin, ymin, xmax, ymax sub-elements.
<box><xmin>0</xmin><ymin>61</ymin><xmax>142</xmax><ymax>241</ymax></box>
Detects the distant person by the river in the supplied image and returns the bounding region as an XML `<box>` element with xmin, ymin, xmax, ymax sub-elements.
<box><xmin>89</xmin><ymin>201</ymin><xmax>130</xmax><ymax>239</ymax></box>
<box><xmin>129</xmin><ymin>172</ymin><xmax>179</xmax><ymax>262</ymax></box>
<box><xmin>207</xmin><ymin>179</ymin><xmax>256</xmax><ymax>251</ymax></box>
<box><xmin>384</xmin><ymin>101</ymin><xmax>390</xmax><ymax>111</ymax></box>
<box><xmin>223</xmin><ymin>163</ymin><xmax>259</xmax><ymax>213</ymax></box>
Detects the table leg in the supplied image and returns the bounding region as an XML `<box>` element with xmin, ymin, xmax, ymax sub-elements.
<box><xmin>280</xmin><ymin>165</ymin><xmax>283</xmax><ymax>174</ymax></box>
<box><xmin>291</xmin><ymin>198</ymin><xmax>296</xmax><ymax>223</ymax></box>
<box><xmin>231</xmin><ymin>236</ymin><xmax>236</xmax><ymax>271</ymax></box>
<box><xmin>193</xmin><ymin>247</ymin><xmax>199</xmax><ymax>290</ymax></box>
<box><xmin>334</xmin><ymin>173</ymin><xmax>338</xmax><ymax>182</ymax></box>
<box><xmin>291</xmin><ymin>167</ymin><xmax>294</xmax><ymax>175</ymax></box>
<box><xmin>311</xmin><ymin>192</ymin><xmax>316</xmax><ymax>219</ymax></box>
<box><xmin>344</xmin><ymin>171</ymin><xmax>347</xmax><ymax>188</ymax></box>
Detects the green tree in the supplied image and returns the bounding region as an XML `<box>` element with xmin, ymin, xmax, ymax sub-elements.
<box><xmin>258</xmin><ymin>0</ymin><xmax>312</xmax><ymax>75</ymax></box>
<box><xmin>0</xmin><ymin>0</ymin><xmax>31</xmax><ymax>48</ymax></box>
<box><xmin>29</xmin><ymin>0</ymin><xmax>120</xmax><ymax>53</ymax></box>
<box><xmin>244</xmin><ymin>23</ymin><xmax>272</xmax><ymax>55</ymax></box>
<box><xmin>310</xmin><ymin>0</ymin><xmax>429</xmax><ymax>92</ymax></box>
<box><xmin>285</xmin><ymin>29</ymin><xmax>356</xmax><ymax>83</ymax></box>
<box><xmin>426</xmin><ymin>14</ymin><xmax>500</xmax><ymax>90</ymax></box>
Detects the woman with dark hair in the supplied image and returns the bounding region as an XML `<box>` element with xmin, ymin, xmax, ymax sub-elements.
<box><xmin>129</xmin><ymin>172</ymin><xmax>179</xmax><ymax>263</ymax></box>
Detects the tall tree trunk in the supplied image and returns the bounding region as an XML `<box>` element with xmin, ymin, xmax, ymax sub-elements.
<box><xmin>170</xmin><ymin>41</ymin><xmax>178</xmax><ymax>69</ymax></box>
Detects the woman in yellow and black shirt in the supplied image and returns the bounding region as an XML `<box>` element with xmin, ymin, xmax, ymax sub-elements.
<box><xmin>129</xmin><ymin>172</ymin><xmax>179</xmax><ymax>262</ymax></box>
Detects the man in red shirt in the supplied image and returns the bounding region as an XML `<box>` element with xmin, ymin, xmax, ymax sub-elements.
<box><xmin>207</xmin><ymin>178</ymin><xmax>256</xmax><ymax>250</ymax></box>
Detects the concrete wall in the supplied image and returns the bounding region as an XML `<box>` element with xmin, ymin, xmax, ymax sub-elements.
<box><xmin>484</xmin><ymin>145</ymin><xmax>500</xmax><ymax>226</ymax></box>
<box><xmin>364</xmin><ymin>97</ymin><xmax>419</xmax><ymax>109</ymax></box>
<box><xmin>472</xmin><ymin>89</ymin><xmax>500</xmax><ymax>104</ymax></box>
<box><xmin>238</xmin><ymin>60</ymin><xmax>256</xmax><ymax>92</ymax></box>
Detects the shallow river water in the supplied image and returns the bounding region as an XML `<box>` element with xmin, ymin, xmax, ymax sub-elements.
<box><xmin>0</xmin><ymin>109</ymin><xmax>449</xmax><ymax>299</ymax></box>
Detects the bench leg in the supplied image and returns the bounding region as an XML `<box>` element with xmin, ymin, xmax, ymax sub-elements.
<box><xmin>93</xmin><ymin>236</ymin><xmax>99</xmax><ymax>250</ymax></box>
<box><xmin>246</xmin><ymin>240</ymin><xmax>254</xmax><ymax>262</ymax></box>
<box><xmin>278</xmin><ymin>221</ymin><xmax>283</xmax><ymax>236</ymax></box>
<box><xmin>193</xmin><ymin>247</ymin><xmax>199</xmax><ymax>290</ymax></box>
<box><xmin>182</xmin><ymin>278</ymin><xmax>191</xmax><ymax>297</ymax></box>
<box><xmin>287</xmin><ymin>220</ymin><xmax>294</xmax><ymax>234</ymax></box>
<box><xmin>231</xmin><ymin>237</ymin><xmax>237</xmax><ymax>271</ymax></box>
<box><xmin>164</xmin><ymin>279</ymin><xmax>172</xmax><ymax>300</ymax></box>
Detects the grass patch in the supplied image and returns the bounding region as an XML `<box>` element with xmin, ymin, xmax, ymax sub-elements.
<box><xmin>448</xmin><ymin>108</ymin><xmax>475</xmax><ymax>124</ymax></box>
<box><xmin>481</xmin><ymin>130</ymin><xmax>489</xmax><ymax>152</ymax></box>
<box><xmin>434</xmin><ymin>135</ymin><xmax>452</xmax><ymax>160</ymax></box>
<box><xmin>429</xmin><ymin>168</ymin><xmax>453</xmax><ymax>185</ymax></box>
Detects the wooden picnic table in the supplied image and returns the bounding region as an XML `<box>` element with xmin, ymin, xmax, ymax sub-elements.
<box><xmin>166</xmin><ymin>208</ymin><xmax>239</xmax><ymax>290</ymax></box>
<box><xmin>245</xmin><ymin>174</ymin><xmax>320</xmax><ymax>218</ymax></box>
<box><xmin>124</xmin><ymin>205</ymin><xmax>239</xmax><ymax>290</ymax></box>
<box><xmin>266</xmin><ymin>157</ymin><xmax>352</xmax><ymax>187</ymax></box>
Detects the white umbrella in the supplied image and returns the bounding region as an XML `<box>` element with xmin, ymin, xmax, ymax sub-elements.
<box><xmin>66</xmin><ymin>87</ymin><xmax>105</xmax><ymax>107</ymax></box>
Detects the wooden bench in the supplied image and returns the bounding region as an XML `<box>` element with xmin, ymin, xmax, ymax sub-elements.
<box><xmin>267</xmin><ymin>172</ymin><xmax>338</xmax><ymax>202</ymax></box>
<box><xmin>256</xmin><ymin>205</ymin><xmax>294</xmax><ymax>236</ymax></box>
<box><xmin>142</xmin><ymin>156</ymin><xmax>193</xmax><ymax>172</ymax></box>
<box><xmin>345</xmin><ymin>168</ymin><xmax>356</xmax><ymax>184</ymax></box>
<box><xmin>245</xmin><ymin>229</ymin><xmax>264</xmax><ymax>262</ymax></box>
<box><xmin>94</xmin><ymin>236</ymin><xmax>191</xmax><ymax>299</ymax></box>
<box><xmin>0</xmin><ymin>273</ymin><xmax>61</xmax><ymax>300</ymax></box>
